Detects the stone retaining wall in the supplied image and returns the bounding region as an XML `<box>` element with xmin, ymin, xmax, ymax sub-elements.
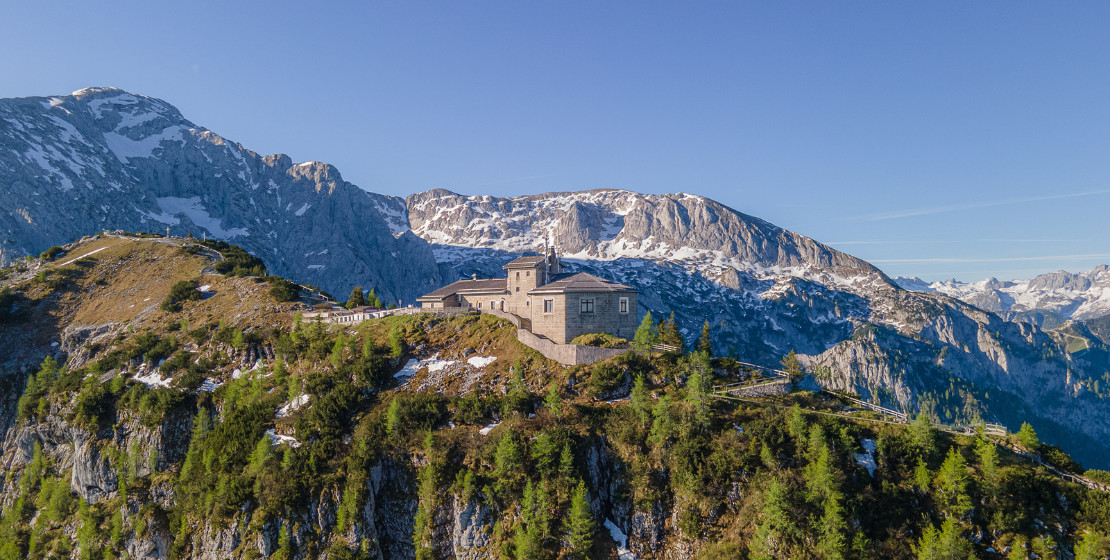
<box><xmin>516</xmin><ymin>328</ymin><xmax>629</xmax><ymax>366</ymax></box>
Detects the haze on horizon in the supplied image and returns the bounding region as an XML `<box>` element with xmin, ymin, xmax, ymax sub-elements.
<box><xmin>2</xmin><ymin>1</ymin><xmax>1108</xmax><ymax>283</ymax></box>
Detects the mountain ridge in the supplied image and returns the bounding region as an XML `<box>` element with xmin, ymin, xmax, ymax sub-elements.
<box><xmin>4</xmin><ymin>87</ymin><xmax>1110</xmax><ymax>467</ymax></box>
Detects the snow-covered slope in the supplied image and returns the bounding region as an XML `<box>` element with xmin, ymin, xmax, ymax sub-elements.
<box><xmin>897</xmin><ymin>265</ymin><xmax>1110</xmax><ymax>322</ymax></box>
<box><xmin>0</xmin><ymin>87</ymin><xmax>446</xmax><ymax>302</ymax></box>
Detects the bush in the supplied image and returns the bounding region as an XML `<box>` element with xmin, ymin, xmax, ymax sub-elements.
<box><xmin>39</xmin><ymin>246</ymin><xmax>65</xmax><ymax>260</ymax></box>
<box><xmin>200</xmin><ymin>240</ymin><xmax>266</xmax><ymax>276</ymax></box>
<box><xmin>162</xmin><ymin>280</ymin><xmax>203</xmax><ymax>312</ymax></box>
<box><xmin>268</xmin><ymin>277</ymin><xmax>301</xmax><ymax>302</ymax></box>
<box><xmin>588</xmin><ymin>362</ymin><xmax>629</xmax><ymax>400</ymax></box>
<box><xmin>570</xmin><ymin>333</ymin><xmax>628</xmax><ymax>348</ymax></box>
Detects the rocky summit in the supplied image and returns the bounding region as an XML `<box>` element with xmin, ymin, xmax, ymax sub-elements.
<box><xmin>3</xmin><ymin>88</ymin><xmax>1110</xmax><ymax>469</ymax></box>
<box><xmin>0</xmin><ymin>87</ymin><xmax>445</xmax><ymax>304</ymax></box>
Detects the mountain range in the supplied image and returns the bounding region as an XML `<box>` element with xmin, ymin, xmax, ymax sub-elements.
<box><xmin>3</xmin><ymin>87</ymin><xmax>1110</xmax><ymax>467</ymax></box>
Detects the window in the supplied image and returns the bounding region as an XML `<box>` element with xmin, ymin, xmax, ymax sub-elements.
<box><xmin>619</xmin><ymin>297</ymin><xmax>629</xmax><ymax>314</ymax></box>
<box><xmin>515</xmin><ymin>287</ymin><xmax>520</xmax><ymax>292</ymax></box>
<box><xmin>526</xmin><ymin>271</ymin><xmax>530</xmax><ymax>277</ymax></box>
<box><xmin>477</xmin><ymin>302</ymin><xmax>482</xmax><ymax>309</ymax></box>
<box><xmin>544</xmin><ymin>299</ymin><xmax>554</xmax><ymax>313</ymax></box>
<box><xmin>516</xmin><ymin>272</ymin><xmax>520</xmax><ymax>280</ymax></box>
<box><xmin>491</xmin><ymin>301</ymin><xmax>496</xmax><ymax>310</ymax></box>
<box><xmin>580</xmin><ymin>298</ymin><xmax>594</xmax><ymax>313</ymax></box>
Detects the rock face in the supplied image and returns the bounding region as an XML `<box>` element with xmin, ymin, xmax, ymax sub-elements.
<box><xmin>0</xmin><ymin>87</ymin><xmax>445</xmax><ymax>304</ymax></box>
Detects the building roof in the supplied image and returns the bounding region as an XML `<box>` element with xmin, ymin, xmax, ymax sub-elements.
<box><xmin>503</xmin><ymin>255</ymin><xmax>547</xmax><ymax>269</ymax></box>
<box><xmin>416</xmin><ymin>278</ymin><xmax>508</xmax><ymax>301</ymax></box>
<box><xmin>528</xmin><ymin>272</ymin><xmax>638</xmax><ymax>295</ymax></box>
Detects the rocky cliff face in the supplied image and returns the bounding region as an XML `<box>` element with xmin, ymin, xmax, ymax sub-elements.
<box><xmin>0</xmin><ymin>87</ymin><xmax>444</xmax><ymax>303</ymax></box>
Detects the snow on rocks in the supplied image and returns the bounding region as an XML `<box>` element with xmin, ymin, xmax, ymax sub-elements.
<box><xmin>133</xmin><ymin>370</ymin><xmax>172</xmax><ymax>389</ymax></box>
<box><xmin>604</xmin><ymin>519</ymin><xmax>636</xmax><ymax>559</ymax></box>
<box><xmin>276</xmin><ymin>394</ymin><xmax>310</xmax><ymax>418</ymax></box>
<box><xmin>198</xmin><ymin>378</ymin><xmax>222</xmax><ymax>393</ymax></box>
<box><xmin>854</xmin><ymin>439</ymin><xmax>878</xmax><ymax>477</ymax></box>
<box><xmin>265</xmin><ymin>429</ymin><xmax>301</xmax><ymax>448</ymax></box>
<box><xmin>395</xmin><ymin>354</ymin><xmax>459</xmax><ymax>378</ymax></box>
<box><xmin>466</xmin><ymin>355</ymin><xmax>497</xmax><ymax>368</ymax></box>
<box><xmin>479</xmin><ymin>422</ymin><xmax>500</xmax><ymax>436</ymax></box>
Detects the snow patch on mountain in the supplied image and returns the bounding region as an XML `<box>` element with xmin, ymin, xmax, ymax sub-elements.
<box><xmin>151</xmin><ymin>196</ymin><xmax>249</xmax><ymax>239</ymax></box>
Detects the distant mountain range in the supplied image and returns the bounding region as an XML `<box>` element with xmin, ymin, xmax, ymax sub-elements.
<box><xmin>4</xmin><ymin>87</ymin><xmax>1110</xmax><ymax>466</ymax></box>
<box><xmin>897</xmin><ymin>266</ymin><xmax>1110</xmax><ymax>328</ymax></box>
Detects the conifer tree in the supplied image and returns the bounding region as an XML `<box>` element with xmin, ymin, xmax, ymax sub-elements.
<box><xmin>750</xmin><ymin>478</ymin><xmax>794</xmax><ymax>560</ymax></box>
<box><xmin>633</xmin><ymin>311</ymin><xmax>659</xmax><ymax>351</ymax></box>
<box><xmin>367</xmin><ymin>288</ymin><xmax>382</xmax><ymax>308</ymax></box>
<box><xmin>659</xmin><ymin>312</ymin><xmax>686</xmax><ymax>352</ymax></box>
<box><xmin>936</xmin><ymin>448</ymin><xmax>971</xmax><ymax>518</ymax></box>
<box><xmin>544</xmin><ymin>385</ymin><xmax>562</xmax><ymax>418</ymax></box>
<box><xmin>817</xmin><ymin>492</ymin><xmax>847</xmax><ymax>560</ymax></box>
<box><xmin>780</xmin><ymin>350</ymin><xmax>804</xmax><ymax>379</ymax></box>
<box><xmin>566</xmin><ymin>481</ymin><xmax>594</xmax><ymax>558</ymax></box>
<box><xmin>346</xmin><ymin>286</ymin><xmax>365</xmax><ymax>309</ymax></box>
<box><xmin>630</xmin><ymin>374</ymin><xmax>651</xmax><ymax>429</ymax></box>
<box><xmin>684</xmin><ymin>351</ymin><xmax>711</xmax><ymax>427</ymax></box>
<box><xmin>1017</xmin><ymin>422</ymin><xmax>1040</xmax><ymax>451</ymax></box>
<box><xmin>1074</xmin><ymin>531</ymin><xmax>1103</xmax><ymax>560</ymax></box>
<box><xmin>698</xmin><ymin>320</ymin><xmax>713</xmax><ymax>356</ymax></box>
<box><xmin>910</xmin><ymin>413</ymin><xmax>937</xmax><ymax>457</ymax></box>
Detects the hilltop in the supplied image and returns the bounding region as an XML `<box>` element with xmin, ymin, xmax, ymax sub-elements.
<box><xmin>0</xmin><ymin>237</ymin><xmax>1109</xmax><ymax>559</ymax></box>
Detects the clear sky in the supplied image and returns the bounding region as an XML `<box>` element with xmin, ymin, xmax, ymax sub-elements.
<box><xmin>3</xmin><ymin>1</ymin><xmax>1109</xmax><ymax>282</ymax></box>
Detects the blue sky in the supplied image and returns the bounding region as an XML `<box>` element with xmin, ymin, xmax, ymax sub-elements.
<box><xmin>3</xmin><ymin>1</ymin><xmax>1109</xmax><ymax>282</ymax></box>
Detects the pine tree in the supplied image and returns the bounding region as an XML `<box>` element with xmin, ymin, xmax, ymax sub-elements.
<box><xmin>1017</xmin><ymin>422</ymin><xmax>1040</xmax><ymax>451</ymax></box>
<box><xmin>544</xmin><ymin>385</ymin><xmax>562</xmax><ymax>418</ymax></box>
<box><xmin>910</xmin><ymin>413</ymin><xmax>937</xmax><ymax>457</ymax></box>
<box><xmin>659</xmin><ymin>312</ymin><xmax>686</xmax><ymax>352</ymax></box>
<box><xmin>780</xmin><ymin>350</ymin><xmax>804</xmax><ymax>379</ymax></box>
<box><xmin>367</xmin><ymin>288</ymin><xmax>382</xmax><ymax>308</ymax></box>
<box><xmin>633</xmin><ymin>311</ymin><xmax>659</xmax><ymax>351</ymax></box>
<box><xmin>975</xmin><ymin>439</ymin><xmax>999</xmax><ymax>501</ymax></box>
<box><xmin>346</xmin><ymin>285</ymin><xmax>365</xmax><ymax>309</ymax></box>
<box><xmin>816</xmin><ymin>492</ymin><xmax>847</xmax><ymax>560</ymax></box>
<box><xmin>566</xmin><ymin>481</ymin><xmax>594</xmax><ymax>558</ymax></box>
<box><xmin>914</xmin><ymin>458</ymin><xmax>932</xmax><ymax>494</ymax></box>
<box><xmin>750</xmin><ymin>478</ymin><xmax>794</xmax><ymax>560</ymax></box>
<box><xmin>698</xmin><ymin>320</ymin><xmax>713</xmax><ymax>356</ymax></box>
<box><xmin>936</xmin><ymin>448</ymin><xmax>971</xmax><ymax>518</ymax></box>
<box><xmin>684</xmin><ymin>351</ymin><xmax>710</xmax><ymax>427</ymax></box>
<box><xmin>1074</xmin><ymin>531</ymin><xmax>1103</xmax><ymax>560</ymax></box>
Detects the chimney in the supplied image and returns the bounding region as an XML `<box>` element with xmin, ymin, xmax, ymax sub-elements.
<box><xmin>472</xmin><ymin>273</ymin><xmax>478</xmax><ymax>280</ymax></box>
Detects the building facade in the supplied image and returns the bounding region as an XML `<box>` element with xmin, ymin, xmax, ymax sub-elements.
<box><xmin>417</xmin><ymin>247</ymin><xmax>638</xmax><ymax>344</ymax></box>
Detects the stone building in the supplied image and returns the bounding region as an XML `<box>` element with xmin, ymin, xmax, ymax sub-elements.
<box><xmin>416</xmin><ymin>246</ymin><xmax>639</xmax><ymax>344</ymax></box>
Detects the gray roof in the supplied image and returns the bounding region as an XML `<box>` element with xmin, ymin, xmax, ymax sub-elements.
<box><xmin>417</xmin><ymin>278</ymin><xmax>508</xmax><ymax>300</ymax></box>
<box><xmin>528</xmin><ymin>272</ymin><xmax>638</xmax><ymax>294</ymax></box>
<box><xmin>503</xmin><ymin>255</ymin><xmax>546</xmax><ymax>269</ymax></box>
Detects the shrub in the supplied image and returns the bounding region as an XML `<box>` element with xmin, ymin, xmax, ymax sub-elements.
<box><xmin>162</xmin><ymin>280</ymin><xmax>203</xmax><ymax>312</ymax></box>
<box><xmin>570</xmin><ymin>333</ymin><xmax>628</xmax><ymax>348</ymax></box>
<box><xmin>588</xmin><ymin>362</ymin><xmax>628</xmax><ymax>400</ymax></box>
<box><xmin>39</xmin><ymin>246</ymin><xmax>65</xmax><ymax>260</ymax></box>
<box><xmin>268</xmin><ymin>277</ymin><xmax>301</xmax><ymax>302</ymax></box>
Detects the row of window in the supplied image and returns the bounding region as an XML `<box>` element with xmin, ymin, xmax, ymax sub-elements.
<box><xmin>540</xmin><ymin>297</ymin><xmax>629</xmax><ymax>314</ymax></box>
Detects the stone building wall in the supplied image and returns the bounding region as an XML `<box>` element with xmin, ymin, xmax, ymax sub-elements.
<box><xmin>530</xmin><ymin>291</ymin><xmax>638</xmax><ymax>344</ymax></box>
